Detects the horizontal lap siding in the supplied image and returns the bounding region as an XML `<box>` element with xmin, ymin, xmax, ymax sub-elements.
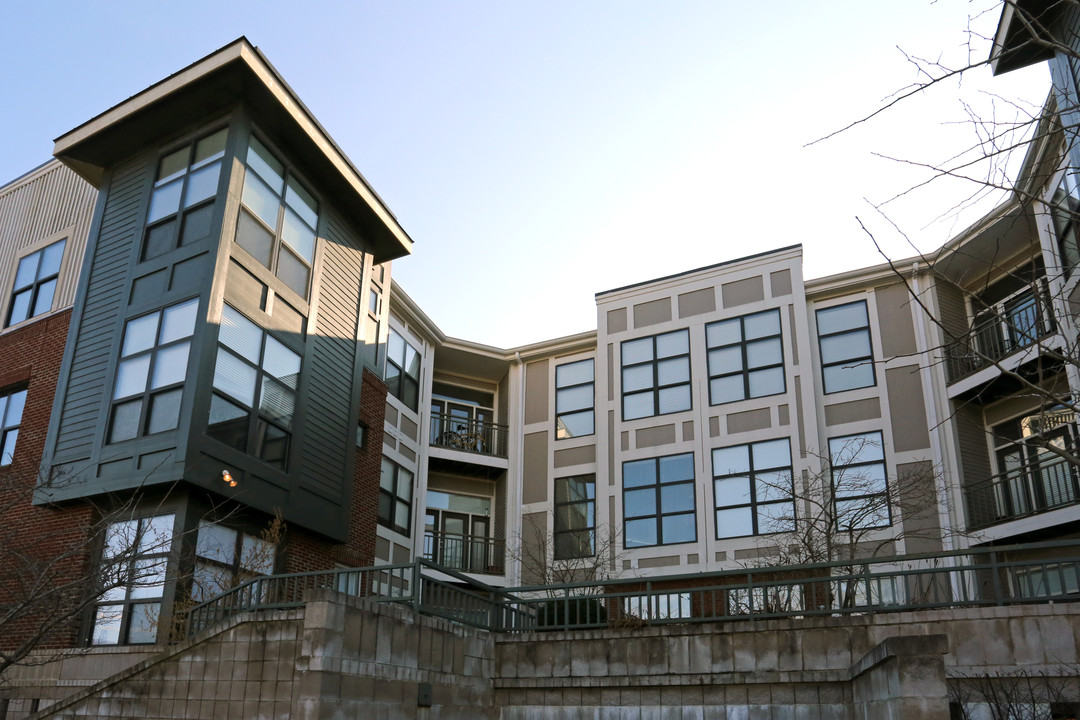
<box><xmin>53</xmin><ymin>156</ymin><xmax>148</xmax><ymax>459</ymax></box>
<box><xmin>299</xmin><ymin>212</ymin><xmax>363</xmax><ymax>498</ymax></box>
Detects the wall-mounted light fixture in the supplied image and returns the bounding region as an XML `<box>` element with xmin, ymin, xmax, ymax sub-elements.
<box><xmin>222</xmin><ymin>469</ymin><xmax>237</xmax><ymax>487</ymax></box>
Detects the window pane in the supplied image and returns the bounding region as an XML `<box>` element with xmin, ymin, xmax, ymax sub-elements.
<box><xmin>758</xmin><ymin>502</ymin><xmax>795</xmax><ymax>533</ymax></box>
<box><xmin>127</xmin><ymin>603</ymin><xmax>160</xmax><ymax>643</ymax></box>
<box><xmin>28</xmin><ymin>279</ymin><xmax>53</xmax><ymax>315</ymax></box>
<box><xmin>259</xmin><ymin>378</ymin><xmax>295</xmax><ymax>427</ymax></box>
<box><xmin>623</xmin><ymin>459</ymin><xmax>656</xmax><ymax>488</ymax></box>
<box><xmin>160</xmin><ymin>299</ymin><xmax>198</xmax><ymax>344</ymax></box>
<box><xmin>146</xmin><ymin>388</ymin><xmax>183</xmax><ymax>434</ymax></box>
<box><xmin>91</xmin><ymin>606</ymin><xmax>123</xmax><ymax>645</ymax></box>
<box><xmin>180</xmin><ymin>203</ymin><xmax>214</xmax><ymax>246</ymax></box>
<box><xmin>193</xmin><ymin>562</ymin><xmax>231</xmax><ymax>602</ymax></box>
<box><xmin>657</xmin><ymin>385</ymin><xmax>691</xmax><ymax>414</ymax></box>
<box><xmin>405</xmin><ymin>345</ymin><xmax>421</xmax><ymax>378</ymax></box>
<box><xmin>752</xmin><ymin>439</ymin><xmax>791</xmax><ymax>469</ymax></box>
<box><xmin>714</xmin><ymin>476</ymin><xmax>751</xmax><ymax>505</ymax></box>
<box><xmin>262</xmin><ymin>336</ymin><xmax>301</xmax><ymax>388</ymax></box>
<box><xmin>213</xmin><ymin>350</ymin><xmax>257</xmax><ymax>406</ymax></box>
<box><xmin>194</xmin><ymin>129</ymin><xmax>228</xmax><ymax>165</ymax></box>
<box><xmin>219</xmin><ymin>305</ymin><xmax>262</xmax><ymax>363</ymax></box>
<box><xmin>109</xmin><ymin>400</ymin><xmax>142</xmax><ymax>443</ymax></box>
<box><xmin>624</xmin><ymin>488</ymin><xmax>657</xmax><ymax>518</ymax></box>
<box><xmin>623</xmin><ymin>391</ymin><xmax>653</xmax><ymax>420</ymax></box>
<box><xmin>139</xmin><ymin>515</ymin><xmax>175</xmax><ymax>553</ymax></box>
<box><xmin>820</xmin><ymin>331</ymin><xmax>871</xmax><ymax>364</ymax></box>
<box><xmin>13</xmin><ymin>253</ymin><xmax>39</xmax><ymax>290</ymax></box>
<box><xmin>756</xmin><ymin>470</ymin><xmax>793</xmax><ymax>502</ymax></box>
<box><xmin>829</xmin><ymin>433</ymin><xmax>884</xmax><ymax>464</ymax></box>
<box><xmin>147</xmin><ymin>180</ymin><xmax>183</xmax><ymax>223</ymax></box>
<box><xmin>143</xmin><ymin>220</ymin><xmax>176</xmax><ymax>260</ymax></box>
<box><xmin>241</xmin><ymin>174</ymin><xmax>281</xmax><ymax>230</ymax></box>
<box><xmin>657</xmin><ymin>357</ymin><xmax>689</xmax><ymax>385</ymax></box>
<box><xmin>836</xmin><ymin>498</ymin><xmax>889</xmax><ymax>530</ymax></box>
<box><xmin>151</xmin><ymin>343</ymin><xmax>189</xmax><ymax>389</ymax></box>
<box><xmin>394</xmin><ymin>502</ymin><xmax>410</xmax><ymax>532</ymax></box>
<box><xmin>716</xmin><ymin>507</ymin><xmax>753</xmax><ymax>538</ymax></box>
<box><xmin>556</xmin><ymin>385</ymin><xmax>592</xmax><ymax>413</ymax></box>
<box><xmin>256</xmin><ymin>421</ymin><xmax>289</xmax><ymax>468</ymax></box>
<box><xmin>276</xmin><ymin>246</ymin><xmax>310</xmax><ymax>297</ymax></box>
<box><xmin>556</xmin><ymin>360</ymin><xmax>593</xmax><ymax>388</ymax></box>
<box><xmin>236</xmin><ymin>209</ymin><xmax>274</xmax><ymax>268</ymax></box>
<box><xmin>661</xmin><ymin>514</ymin><xmax>695</xmax><ymax>544</ymax></box>
<box><xmin>706</xmin><ymin>319</ymin><xmax>741</xmax><ymax>347</ymax></box>
<box><xmin>746</xmin><ymin>338</ymin><xmax>782</xmax><ymax>368</ymax></box>
<box><xmin>197</xmin><ymin>521</ymin><xmax>238</xmax><ymax>564</ymax></box>
<box><xmin>129</xmin><ymin>557</ymin><xmax>168</xmax><ymax>599</ymax></box>
<box><xmin>247</xmin><ymin>137</ymin><xmax>285</xmax><ymax>194</ymax></box>
<box><xmin>708</xmin><ymin>346</ymin><xmax>742</xmax><ymax>374</ymax></box>
<box><xmin>712</xmin><ymin>445</ymin><xmax>750</xmax><ymax>475</ymax></box>
<box><xmin>656</xmin><ymin>330</ymin><xmax>689</xmax><ymax>358</ymax></box>
<box><xmin>1</xmin><ymin>428</ymin><xmax>18</xmax><ymax>465</ymax></box>
<box><xmin>817</xmin><ymin>302</ymin><xmax>868</xmax><ymax>335</ymax></box>
<box><xmin>39</xmin><ymin>240</ymin><xmax>65</xmax><ymax>277</ymax></box>
<box><xmin>823</xmin><ymin>363</ymin><xmax>874</xmax><ymax>393</ymax></box>
<box><xmin>622</xmin><ymin>364</ymin><xmax>653</xmax><ymax>393</ymax></box>
<box><xmin>207</xmin><ymin>395</ymin><xmax>248</xmax><ymax>450</ymax></box>
<box><xmin>157</xmin><ymin>147</ymin><xmax>189</xmax><ymax>182</ymax></box>
<box><xmin>4</xmin><ymin>390</ymin><xmax>26</xmax><ymax>427</ymax></box>
<box><xmin>744</xmin><ymin>310</ymin><xmax>781</xmax><ymax>340</ymax></box>
<box><xmin>748</xmin><ymin>367</ymin><xmax>785</xmax><ymax>398</ymax></box>
<box><xmin>240</xmin><ymin>535</ymin><xmax>276</xmax><ymax>574</ymax></box>
<box><xmin>114</xmin><ymin>355</ymin><xmax>150</xmax><ymax>399</ymax></box>
<box><xmin>184</xmin><ymin>161</ymin><xmax>220</xmax><ymax>207</ymax></box>
<box><xmin>621</xmin><ymin>337</ymin><xmax>653</xmax><ymax>365</ymax></box>
<box><xmin>380</xmin><ymin>458</ymin><xmax>395</xmax><ymax>492</ymax></box>
<box><xmin>281</xmin><ymin>208</ymin><xmax>315</xmax><ymax>263</ymax></box>
<box><xmin>660</xmin><ymin>483</ymin><xmax>695</xmax><ymax>513</ymax></box>
<box><xmin>625</xmin><ymin>518</ymin><xmax>657</xmax><ymax>547</ymax></box>
<box><xmin>8</xmin><ymin>289</ymin><xmax>31</xmax><ymax>325</ymax></box>
<box><xmin>285</xmin><ymin>177</ymin><xmax>318</xmax><ymax>228</ymax></box>
<box><xmin>122</xmin><ymin>313</ymin><xmax>160</xmax><ymax>357</ymax></box>
<box><xmin>556</xmin><ymin>410</ymin><xmax>594</xmax><ymax>439</ymax></box>
<box><xmin>659</xmin><ymin>454</ymin><xmax>694</xmax><ymax>483</ymax></box>
<box><xmin>835</xmin><ymin>464</ymin><xmax>888</xmax><ymax>497</ymax></box>
<box><xmin>396</xmin><ymin>468</ymin><xmax>413</xmax><ymax>501</ymax></box>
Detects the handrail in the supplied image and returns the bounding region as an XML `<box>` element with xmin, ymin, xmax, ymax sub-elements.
<box><xmin>423</xmin><ymin>530</ymin><xmax>505</xmax><ymax>575</ymax></box>
<box><xmin>964</xmin><ymin>450</ymin><xmax>1078</xmax><ymax>530</ymax></box>
<box><xmin>429</xmin><ymin>411</ymin><xmax>509</xmax><ymax>457</ymax></box>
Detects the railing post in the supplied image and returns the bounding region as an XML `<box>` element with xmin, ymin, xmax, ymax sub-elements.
<box><xmin>990</xmin><ymin>550</ymin><xmax>1004</xmax><ymax>605</ymax></box>
<box><xmin>412</xmin><ymin>560</ymin><xmax>423</xmax><ymax>614</ymax></box>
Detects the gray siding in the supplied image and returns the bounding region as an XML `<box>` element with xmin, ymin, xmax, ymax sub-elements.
<box><xmin>54</xmin><ymin>154</ymin><xmax>149</xmax><ymax>460</ymax></box>
<box><xmin>298</xmin><ymin>210</ymin><xmax>363</xmax><ymax>499</ymax></box>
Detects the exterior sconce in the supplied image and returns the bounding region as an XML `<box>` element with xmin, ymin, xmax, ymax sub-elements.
<box><xmin>222</xmin><ymin>469</ymin><xmax>237</xmax><ymax>487</ymax></box>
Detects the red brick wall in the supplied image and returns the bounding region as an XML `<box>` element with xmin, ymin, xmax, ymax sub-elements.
<box><xmin>0</xmin><ymin>310</ymin><xmax>97</xmax><ymax>652</ymax></box>
<box><xmin>279</xmin><ymin>367</ymin><xmax>387</xmax><ymax>573</ymax></box>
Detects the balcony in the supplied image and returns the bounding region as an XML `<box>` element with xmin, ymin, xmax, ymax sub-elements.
<box><xmin>945</xmin><ymin>284</ymin><xmax>1055</xmax><ymax>384</ymax></box>
<box><xmin>423</xmin><ymin>530</ymin><xmax>505</xmax><ymax>575</ymax></box>
<box><xmin>964</xmin><ymin>450</ymin><xmax>1080</xmax><ymax>530</ymax></box>
<box><xmin>429</xmin><ymin>411</ymin><xmax>509</xmax><ymax>458</ymax></box>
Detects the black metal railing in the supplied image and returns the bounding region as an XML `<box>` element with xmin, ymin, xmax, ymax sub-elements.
<box><xmin>423</xmin><ymin>530</ymin><xmax>505</xmax><ymax>575</ymax></box>
<box><xmin>429</xmin><ymin>412</ymin><xmax>508</xmax><ymax>457</ymax></box>
<box><xmin>945</xmin><ymin>285</ymin><xmax>1055</xmax><ymax>383</ymax></box>
<box><xmin>187</xmin><ymin>540</ymin><xmax>1080</xmax><ymax>637</ymax></box>
<box><xmin>964</xmin><ymin>451</ymin><xmax>1080</xmax><ymax>530</ymax></box>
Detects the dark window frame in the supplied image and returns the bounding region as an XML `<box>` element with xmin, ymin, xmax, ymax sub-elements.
<box><xmin>6</xmin><ymin>238</ymin><xmax>66</xmax><ymax>328</ymax></box>
<box><xmin>385</xmin><ymin>328</ymin><xmax>420</xmax><ymax>412</ymax></box>
<box><xmin>706</xmin><ymin>308</ymin><xmax>786</xmax><ymax>406</ymax></box>
<box><xmin>620</xmin><ymin>329</ymin><xmax>692</xmax><ymax>421</ymax></box>
<box><xmin>554</xmin><ymin>474</ymin><xmax>596</xmax><ymax>559</ymax></box>
<box><xmin>0</xmin><ymin>387</ymin><xmax>27</xmax><ymax>466</ymax></box>
<box><xmin>829</xmin><ymin>430</ymin><xmax>891</xmax><ymax>531</ymax></box>
<box><xmin>555</xmin><ymin>358</ymin><xmax>595</xmax><ymax>439</ymax></box>
<box><xmin>712</xmin><ymin>438</ymin><xmax>795</xmax><ymax>539</ymax></box>
<box><xmin>192</xmin><ymin>520</ymin><xmax>277</xmax><ymax>603</ymax></box>
<box><xmin>1051</xmin><ymin>168</ymin><xmax>1080</xmax><ymax>276</ymax></box>
<box><xmin>379</xmin><ymin>457</ymin><xmax>414</xmax><ymax>535</ymax></box>
<box><xmin>816</xmin><ymin>300</ymin><xmax>876</xmax><ymax>394</ymax></box>
<box><xmin>622</xmin><ymin>452</ymin><xmax>697</xmax><ymax>548</ymax></box>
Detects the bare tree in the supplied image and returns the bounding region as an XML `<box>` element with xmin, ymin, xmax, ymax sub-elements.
<box><xmin>951</xmin><ymin>667</ymin><xmax>1080</xmax><ymax>720</ymax></box>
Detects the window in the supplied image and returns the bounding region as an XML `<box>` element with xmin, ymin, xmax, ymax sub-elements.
<box><xmin>7</xmin><ymin>239</ymin><xmax>65</xmax><ymax>327</ymax></box>
<box><xmin>706</xmin><ymin>309</ymin><xmax>785</xmax><ymax>405</ymax></box>
<box><xmin>143</xmin><ymin>129</ymin><xmax>226</xmax><ymax>261</ymax></box>
<box><xmin>109</xmin><ymin>299</ymin><xmax>198</xmax><ymax>443</ymax></box>
<box><xmin>1051</xmin><ymin>169</ymin><xmax>1080</xmax><ymax>274</ymax></box>
<box><xmin>379</xmin><ymin>457</ymin><xmax>413</xmax><ymax>535</ymax></box>
<box><xmin>829</xmin><ymin>431</ymin><xmax>890</xmax><ymax>531</ymax></box>
<box><xmin>235</xmin><ymin>136</ymin><xmax>319</xmax><ymax>298</ymax></box>
<box><xmin>816</xmin><ymin>300</ymin><xmax>875</xmax><ymax>394</ymax></box>
<box><xmin>385</xmin><ymin>329</ymin><xmax>420</xmax><ymax>411</ymax></box>
<box><xmin>623</xmin><ymin>592</ymin><xmax>691</xmax><ymax>621</ymax></box>
<box><xmin>623</xmin><ymin>453</ymin><xmax>696</xmax><ymax>547</ymax></box>
<box><xmin>209</xmin><ymin>304</ymin><xmax>302</xmax><ymax>470</ymax></box>
<box><xmin>713</xmin><ymin>438</ymin><xmax>795</xmax><ymax>539</ymax></box>
<box><xmin>621</xmin><ymin>329</ymin><xmax>691</xmax><ymax>420</ymax></box>
<box><xmin>90</xmin><ymin>514</ymin><xmax>174</xmax><ymax>645</ymax></box>
<box><xmin>555</xmin><ymin>475</ymin><xmax>596</xmax><ymax>559</ymax></box>
<box><xmin>556</xmin><ymin>359</ymin><xmax>594</xmax><ymax>439</ymax></box>
<box><xmin>0</xmin><ymin>388</ymin><xmax>26</xmax><ymax>465</ymax></box>
<box><xmin>193</xmin><ymin>521</ymin><xmax>276</xmax><ymax>602</ymax></box>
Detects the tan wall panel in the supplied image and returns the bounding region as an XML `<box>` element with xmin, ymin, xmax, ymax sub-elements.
<box><xmin>709</xmin><ymin>416</ymin><xmax>721</xmax><ymax>438</ymax></box>
<box><xmin>636</xmin><ymin>424</ymin><xmax>676</xmax><ymax>448</ymax></box>
<box><xmin>633</xmin><ymin>297</ymin><xmax>673</xmax><ymax>328</ymax></box>
<box><xmin>885</xmin><ymin>366</ymin><xmax>931</xmax><ymax>452</ymax></box>
<box><xmin>607</xmin><ymin>344</ymin><xmax>614</xmax><ymax>400</ymax></box>
<box><xmin>554</xmin><ymin>444</ymin><xmax>596</xmax><ymax>468</ymax></box>
<box><xmin>824</xmin><ymin>397</ymin><xmax>882</xmax><ymax>427</ymax></box>
<box><xmin>522</xmin><ymin>431</ymin><xmax>549</xmax><ymax>503</ymax></box>
<box><xmin>897</xmin><ymin>460</ymin><xmax>942</xmax><ymax>554</ymax></box>
<box><xmin>375</xmin><ymin>536</ymin><xmax>391</xmax><ymax>562</ymax></box>
<box><xmin>778</xmin><ymin>405</ymin><xmax>790</xmax><ymax>426</ymax></box>
<box><xmin>520</xmin><ymin>512</ymin><xmax>548</xmax><ymax>585</ymax></box>
<box><xmin>794</xmin><ymin>376</ymin><xmax>807</xmax><ymax>456</ymax></box>
<box><xmin>678</xmin><ymin>288</ymin><xmax>715</xmax><ymax>318</ymax></box>
<box><xmin>727</xmin><ymin>407</ymin><xmax>771</xmax><ymax>434</ymax></box>
<box><xmin>788</xmin><ymin>305</ymin><xmax>800</xmax><ymax>365</ymax></box>
<box><xmin>876</xmin><ymin>283</ymin><xmax>918</xmax><ymax>358</ymax></box>
<box><xmin>401</xmin><ymin>416</ymin><xmax>418</xmax><ymax>441</ymax></box>
<box><xmin>638</xmin><ymin>555</ymin><xmax>680</xmax><ymax>569</ymax></box>
<box><xmin>607</xmin><ymin>307</ymin><xmax>628</xmax><ymax>334</ymax></box>
<box><xmin>722</xmin><ymin>276</ymin><xmax>765</xmax><ymax>308</ymax></box>
<box><xmin>608</xmin><ymin>409</ymin><xmax>616</xmax><ymax>486</ymax></box>
<box><xmin>770</xmin><ymin>269</ymin><xmax>792</xmax><ymax>297</ymax></box>
<box><xmin>385</xmin><ymin>404</ymin><xmax>399</xmax><ymax>426</ymax></box>
<box><xmin>682</xmin><ymin>421</ymin><xmax>695</xmax><ymax>442</ymax></box>
<box><xmin>524</xmin><ymin>359</ymin><xmax>550</xmax><ymax>425</ymax></box>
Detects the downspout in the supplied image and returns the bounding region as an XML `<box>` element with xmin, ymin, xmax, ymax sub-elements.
<box><xmin>507</xmin><ymin>351</ymin><xmax>526</xmax><ymax>586</ymax></box>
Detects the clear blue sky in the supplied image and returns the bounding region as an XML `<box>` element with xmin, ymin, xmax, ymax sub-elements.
<box><xmin>0</xmin><ymin>1</ymin><xmax>1050</xmax><ymax>347</ymax></box>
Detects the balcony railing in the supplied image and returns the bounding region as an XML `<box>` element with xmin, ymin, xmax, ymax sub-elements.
<box><xmin>945</xmin><ymin>285</ymin><xmax>1055</xmax><ymax>383</ymax></box>
<box><xmin>964</xmin><ymin>450</ymin><xmax>1080</xmax><ymax>530</ymax></box>
<box><xmin>423</xmin><ymin>530</ymin><xmax>505</xmax><ymax>575</ymax></box>
<box><xmin>429</xmin><ymin>412</ymin><xmax>508</xmax><ymax>458</ymax></box>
